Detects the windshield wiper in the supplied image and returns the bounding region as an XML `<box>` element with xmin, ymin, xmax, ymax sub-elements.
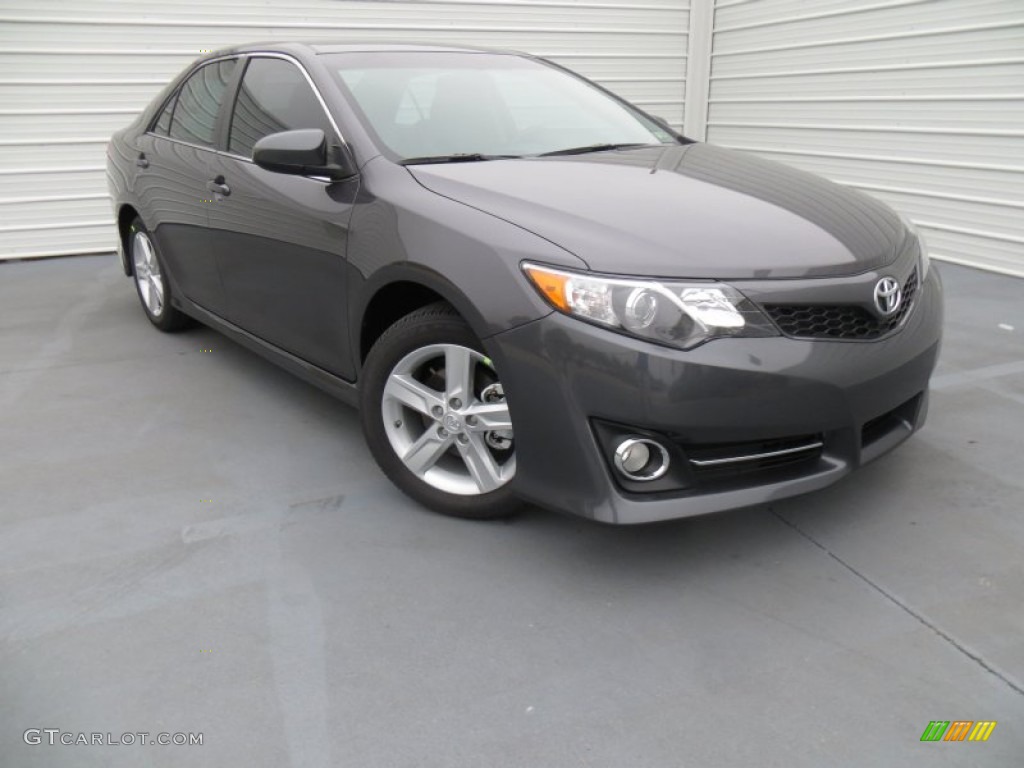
<box><xmin>400</xmin><ymin>153</ymin><xmax>520</xmax><ymax>165</ymax></box>
<box><xmin>538</xmin><ymin>142</ymin><xmax>654</xmax><ymax>157</ymax></box>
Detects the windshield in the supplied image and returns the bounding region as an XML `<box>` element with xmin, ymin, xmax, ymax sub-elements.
<box><xmin>324</xmin><ymin>51</ymin><xmax>678</xmax><ymax>162</ymax></box>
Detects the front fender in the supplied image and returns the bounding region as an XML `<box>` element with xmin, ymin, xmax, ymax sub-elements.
<box><xmin>347</xmin><ymin>157</ymin><xmax>587</xmax><ymax>358</ymax></box>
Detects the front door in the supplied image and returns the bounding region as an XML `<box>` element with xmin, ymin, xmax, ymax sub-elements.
<box><xmin>206</xmin><ymin>56</ymin><xmax>358</xmax><ymax>380</ymax></box>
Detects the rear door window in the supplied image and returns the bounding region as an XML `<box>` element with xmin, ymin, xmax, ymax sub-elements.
<box><xmin>168</xmin><ymin>59</ymin><xmax>238</xmax><ymax>147</ymax></box>
<box><xmin>151</xmin><ymin>95</ymin><xmax>176</xmax><ymax>136</ymax></box>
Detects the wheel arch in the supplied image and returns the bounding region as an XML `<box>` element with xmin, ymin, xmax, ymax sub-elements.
<box><xmin>116</xmin><ymin>204</ymin><xmax>141</xmax><ymax>276</ymax></box>
<box><xmin>355</xmin><ymin>264</ymin><xmax>492</xmax><ymax>366</ymax></box>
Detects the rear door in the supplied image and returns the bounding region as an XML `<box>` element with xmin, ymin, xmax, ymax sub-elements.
<box><xmin>135</xmin><ymin>58</ymin><xmax>238</xmax><ymax>314</ymax></box>
<box><xmin>206</xmin><ymin>55</ymin><xmax>359</xmax><ymax>380</ymax></box>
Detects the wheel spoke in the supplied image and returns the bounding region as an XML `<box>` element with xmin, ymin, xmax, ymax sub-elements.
<box><xmin>403</xmin><ymin>428</ymin><xmax>453</xmax><ymax>475</ymax></box>
<box><xmin>142</xmin><ymin>239</ymin><xmax>155</xmax><ymax>270</ymax></box>
<box><xmin>457</xmin><ymin>433</ymin><xmax>503</xmax><ymax>493</ymax></box>
<box><xmin>381</xmin><ymin>341</ymin><xmax>515</xmax><ymax>498</ymax></box>
<box><xmin>149</xmin><ymin>276</ymin><xmax>164</xmax><ymax>313</ymax></box>
<box><xmin>385</xmin><ymin>374</ymin><xmax>444</xmax><ymax>416</ymax></box>
<box><xmin>444</xmin><ymin>345</ymin><xmax>475</xmax><ymax>403</ymax></box>
<box><xmin>133</xmin><ymin>250</ymin><xmax>148</xmax><ymax>279</ymax></box>
<box><xmin>464</xmin><ymin>401</ymin><xmax>512</xmax><ymax>432</ymax></box>
<box><xmin>132</xmin><ymin>232</ymin><xmax>164</xmax><ymax>315</ymax></box>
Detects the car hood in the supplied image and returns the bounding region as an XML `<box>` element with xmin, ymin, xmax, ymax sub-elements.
<box><xmin>408</xmin><ymin>143</ymin><xmax>907</xmax><ymax>279</ymax></box>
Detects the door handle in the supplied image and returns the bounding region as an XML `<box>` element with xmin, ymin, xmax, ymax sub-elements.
<box><xmin>136</xmin><ymin>153</ymin><xmax>149</xmax><ymax>169</ymax></box>
<box><xmin>207</xmin><ymin>177</ymin><xmax>230</xmax><ymax>197</ymax></box>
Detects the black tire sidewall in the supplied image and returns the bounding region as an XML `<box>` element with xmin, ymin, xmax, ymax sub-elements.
<box><xmin>360</xmin><ymin>304</ymin><xmax>521</xmax><ymax>520</ymax></box>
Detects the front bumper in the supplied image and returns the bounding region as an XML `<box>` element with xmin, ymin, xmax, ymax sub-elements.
<box><xmin>487</xmin><ymin>268</ymin><xmax>943</xmax><ymax>524</ymax></box>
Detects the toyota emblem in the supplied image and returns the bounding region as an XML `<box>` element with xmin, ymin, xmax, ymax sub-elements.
<box><xmin>874</xmin><ymin>277</ymin><xmax>901</xmax><ymax>316</ymax></box>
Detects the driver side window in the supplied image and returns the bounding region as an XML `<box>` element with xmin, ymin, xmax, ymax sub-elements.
<box><xmin>228</xmin><ymin>57</ymin><xmax>335</xmax><ymax>158</ymax></box>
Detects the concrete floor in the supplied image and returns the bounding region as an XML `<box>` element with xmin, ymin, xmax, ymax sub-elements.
<box><xmin>1</xmin><ymin>254</ymin><xmax>1022</xmax><ymax>767</ymax></box>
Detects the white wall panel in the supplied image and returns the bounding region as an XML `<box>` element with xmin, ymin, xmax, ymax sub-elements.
<box><xmin>5</xmin><ymin>0</ymin><xmax>1021</xmax><ymax>278</ymax></box>
<box><xmin>736</xmin><ymin>151</ymin><xmax>1023</xmax><ymax>204</ymax></box>
<box><xmin>706</xmin><ymin>0</ymin><xmax>1024</xmax><ymax>276</ymax></box>
<box><xmin>0</xmin><ymin>0</ymin><xmax>690</xmax><ymax>260</ymax></box>
<box><xmin>709</xmin><ymin>61</ymin><xmax>1024</xmax><ymax>98</ymax></box>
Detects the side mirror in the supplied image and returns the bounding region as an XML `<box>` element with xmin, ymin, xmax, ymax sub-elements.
<box><xmin>252</xmin><ymin>129</ymin><xmax>356</xmax><ymax>180</ymax></box>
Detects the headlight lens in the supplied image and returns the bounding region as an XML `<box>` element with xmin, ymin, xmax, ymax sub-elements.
<box><xmin>522</xmin><ymin>263</ymin><xmax>778</xmax><ymax>349</ymax></box>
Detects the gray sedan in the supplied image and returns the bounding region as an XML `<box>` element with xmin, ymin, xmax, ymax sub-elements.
<box><xmin>106</xmin><ymin>42</ymin><xmax>942</xmax><ymax>524</ymax></box>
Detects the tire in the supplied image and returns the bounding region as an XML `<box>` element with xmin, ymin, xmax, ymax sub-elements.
<box><xmin>127</xmin><ymin>217</ymin><xmax>191</xmax><ymax>332</ymax></box>
<box><xmin>360</xmin><ymin>302</ymin><xmax>522</xmax><ymax>520</ymax></box>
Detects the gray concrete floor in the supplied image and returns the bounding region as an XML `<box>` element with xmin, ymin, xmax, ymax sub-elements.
<box><xmin>1</xmin><ymin>254</ymin><xmax>1022</xmax><ymax>767</ymax></box>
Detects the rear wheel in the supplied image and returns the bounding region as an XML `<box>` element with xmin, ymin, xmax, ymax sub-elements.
<box><xmin>128</xmin><ymin>218</ymin><xmax>191</xmax><ymax>331</ymax></box>
<box><xmin>360</xmin><ymin>303</ymin><xmax>520</xmax><ymax>519</ymax></box>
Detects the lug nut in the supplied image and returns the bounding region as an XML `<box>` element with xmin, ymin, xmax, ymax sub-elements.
<box><xmin>438</xmin><ymin>427</ymin><xmax>449</xmax><ymax>438</ymax></box>
<box><xmin>457</xmin><ymin>434</ymin><xmax>469</xmax><ymax>444</ymax></box>
<box><xmin>431</xmin><ymin>405</ymin><xmax>443</xmax><ymax>418</ymax></box>
<box><xmin>449</xmin><ymin>397</ymin><xmax>462</xmax><ymax>409</ymax></box>
<box><xmin>465</xmin><ymin>415</ymin><xmax>478</xmax><ymax>426</ymax></box>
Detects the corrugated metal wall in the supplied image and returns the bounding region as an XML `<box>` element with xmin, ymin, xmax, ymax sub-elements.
<box><xmin>4</xmin><ymin>0</ymin><xmax>1022</xmax><ymax>276</ymax></box>
<box><xmin>0</xmin><ymin>0</ymin><xmax>691</xmax><ymax>260</ymax></box>
<box><xmin>704</xmin><ymin>0</ymin><xmax>1024</xmax><ymax>277</ymax></box>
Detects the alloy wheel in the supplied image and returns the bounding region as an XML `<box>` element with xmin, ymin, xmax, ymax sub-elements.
<box><xmin>132</xmin><ymin>230</ymin><xmax>165</xmax><ymax>317</ymax></box>
<box><xmin>381</xmin><ymin>343</ymin><xmax>515</xmax><ymax>495</ymax></box>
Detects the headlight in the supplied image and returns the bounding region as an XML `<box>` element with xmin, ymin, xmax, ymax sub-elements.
<box><xmin>522</xmin><ymin>263</ymin><xmax>778</xmax><ymax>350</ymax></box>
<box><xmin>900</xmin><ymin>214</ymin><xmax>930</xmax><ymax>278</ymax></box>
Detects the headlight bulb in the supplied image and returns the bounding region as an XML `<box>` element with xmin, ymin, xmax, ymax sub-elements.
<box><xmin>623</xmin><ymin>288</ymin><xmax>659</xmax><ymax>330</ymax></box>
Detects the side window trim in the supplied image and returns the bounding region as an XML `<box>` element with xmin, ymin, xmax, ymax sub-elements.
<box><xmin>225</xmin><ymin>56</ymin><xmax>258</xmax><ymax>157</ymax></box>
<box><xmin>152</xmin><ymin>92</ymin><xmax>177</xmax><ymax>135</ymax></box>
<box><xmin>225</xmin><ymin>53</ymin><xmax>346</xmax><ymax>162</ymax></box>
<box><xmin>212</xmin><ymin>59</ymin><xmax>246</xmax><ymax>151</ymax></box>
<box><xmin>145</xmin><ymin>56</ymin><xmax>238</xmax><ymax>151</ymax></box>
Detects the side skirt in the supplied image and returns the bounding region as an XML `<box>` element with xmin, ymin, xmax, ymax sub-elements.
<box><xmin>181</xmin><ymin>299</ymin><xmax>360</xmax><ymax>408</ymax></box>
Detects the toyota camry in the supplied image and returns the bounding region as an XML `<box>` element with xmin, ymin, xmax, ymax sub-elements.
<box><xmin>106</xmin><ymin>42</ymin><xmax>943</xmax><ymax>524</ymax></box>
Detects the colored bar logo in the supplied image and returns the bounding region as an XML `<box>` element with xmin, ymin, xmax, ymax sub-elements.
<box><xmin>920</xmin><ymin>721</ymin><xmax>996</xmax><ymax>742</ymax></box>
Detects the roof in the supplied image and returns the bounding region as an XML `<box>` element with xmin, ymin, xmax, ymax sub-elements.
<box><xmin>211</xmin><ymin>41</ymin><xmax>521</xmax><ymax>57</ymax></box>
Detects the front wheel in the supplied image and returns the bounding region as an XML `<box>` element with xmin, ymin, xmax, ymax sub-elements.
<box><xmin>360</xmin><ymin>303</ymin><xmax>521</xmax><ymax>520</ymax></box>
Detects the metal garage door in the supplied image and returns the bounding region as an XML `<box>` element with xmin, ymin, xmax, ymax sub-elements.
<box><xmin>703</xmin><ymin>0</ymin><xmax>1024</xmax><ymax>277</ymax></box>
<box><xmin>0</xmin><ymin>0</ymin><xmax>691</xmax><ymax>261</ymax></box>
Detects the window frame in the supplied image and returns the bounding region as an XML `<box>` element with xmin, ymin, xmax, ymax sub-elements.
<box><xmin>223</xmin><ymin>53</ymin><xmax>345</xmax><ymax>164</ymax></box>
<box><xmin>145</xmin><ymin>55</ymin><xmax>241</xmax><ymax>152</ymax></box>
<box><xmin>143</xmin><ymin>51</ymin><xmax>350</xmax><ymax>175</ymax></box>
<box><xmin>149</xmin><ymin>91</ymin><xmax>178</xmax><ymax>137</ymax></box>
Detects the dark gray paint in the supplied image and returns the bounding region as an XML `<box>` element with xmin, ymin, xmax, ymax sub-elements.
<box><xmin>410</xmin><ymin>143</ymin><xmax>905</xmax><ymax>279</ymax></box>
<box><xmin>106</xmin><ymin>42</ymin><xmax>943</xmax><ymax>523</ymax></box>
<box><xmin>488</xmin><ymin>269</ymin><xmax>941</xmax><ymax>523</ymax></box>
<box><xmin>205</xmin><ymin>154</ymin><xmax>359</xmax><ymax>378</ymax></box>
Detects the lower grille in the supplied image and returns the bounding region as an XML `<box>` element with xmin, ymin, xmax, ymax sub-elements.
<box><xmin>765</xmin><ymin>268</ymin><xmax>918</xmax><ymax>341</ymax></box>
<box><xmin>862</xmin><ymin>394</ymin><xmax>921</xmax><ymax>448</ymax></box>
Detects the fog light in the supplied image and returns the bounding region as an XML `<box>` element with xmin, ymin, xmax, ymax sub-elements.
<box><xmin>613</xmin><ymin>438</ymin><xmax>670</xmax><ymax>481</ymax></box>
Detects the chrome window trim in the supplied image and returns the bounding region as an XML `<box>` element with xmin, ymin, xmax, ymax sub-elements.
<box><xmin>226</xmin><ymin>52</ymin><xmax>349</xmax><ymax>160</ymax></box>
<box><xmin>145</xmin><ymin>50</ymin><xmax>351</xmax><ymax>175</ymax></box>
<box><xmin>146</xmin><ymin>54</ymin><xmax>240</xmax><ymax>143</ymax></box>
